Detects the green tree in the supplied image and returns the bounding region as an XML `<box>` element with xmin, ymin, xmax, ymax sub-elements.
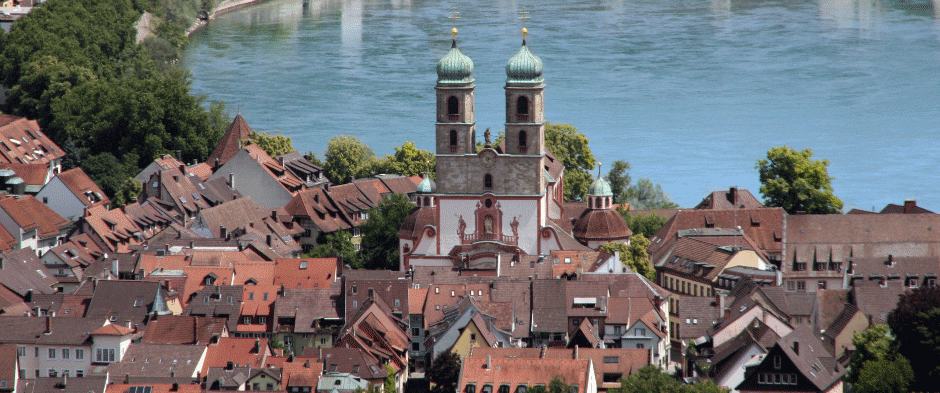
<box><xmin>854</xmin><ymin>356</ymin><xmax>914</xmax><ymax>393</ymax></box>
<box><xmin>545</xmin><ymin>123</ymin><xmax>596</xmax><ymax>201</ymax></box>
<box><xmin>756</xmin><ymin>146</ymin><xmax>843</xmax><ymax>214</ymax></box>
<box><xmin>886</xmin><ymin>285</ymin><xmax>940</xmax><ymax>390</ymax></box>
<box><xmin>5</xmin><ymin>55</ymin><xmax>96</xmax><ymax>129</ymax></box>
<box><xmin>606</xmin><ymin>160</ymin><xmax>631</xmax><ymax>204</ymax></box>
<box><xmin>360</xmin><ymin>193</ymin><xmax>414</xmax><ymax>270</ymax></box>
<box><xmin>324</xmin><ymin>135</ymin><xmax>376</xmax><ymax>184</ymax></box>
<box><xmin>618</xmin><ymin>209</ymin><xmax>669</xmax><ymax>238</ymax></box>
<box><xmin>375</xmin><ymin>141</ymin><xmax>436</xmax><ymax>178</ymax></box>
<box><xmin>81</xmin><ymin>152</ymin><xmax>141</xmax><ymax>207</ymax></box>
<box><xmin>384</xmin><ymin>364</ymin><xmax>397</xmax><ymax>393</ymax></box>
<box><xmin>304</xmin><ymin>230</ymin><xmax>360</xmax><ymax>269</ymax></box>
<box><xmin>846</xmin><ymin>324</ymin><xmax>895</xmax><ymax>384</ymax></box>
<box><xmin>624</xmin><ymin>178</ymin><xmax>680</xmax><ymax>210</ymax></box>
<box><xmin>427</xmin><ymin>352</ymin><xmax>461</xmax><ymax>393</ymax></box>
<box><xmin>600</xmin><ymin>234</ymin><xmax>654</xmax><ymax>280</ymax></box>
<box><xmin>305</xmin><ymin>151</ymin><xmax>324</xmax><ymax>167</ymax></box>
<box><xmin>245</xmin><ymin>131</ymin><xmax>295</xmax><ymax>157</ymax></box>
<box><xmin>619</xmin><ymin>365</ymin><xmax>680</xmax><ymax>393</ymax></box>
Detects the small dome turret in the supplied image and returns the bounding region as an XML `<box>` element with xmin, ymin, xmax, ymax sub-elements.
<box><xmin>437</xmin><ymin>39</ymin><xmax>474</xmax><ymax>85</ymax></box>
<box><xmin>587</xmin><ymin>177</ymin><xmax>613</xmax><ymax>198</ymax></box>
<box><xmin>417</xmin><ymin>175</ymin><xmax>437</xmax><ymax>193</ymax></box>
<box><xmin>506</xmin><ymin>39</ymin><xmax>544</xmax><ymax>85</ymax></box>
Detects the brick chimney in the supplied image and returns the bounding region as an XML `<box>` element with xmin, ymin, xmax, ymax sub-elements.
<box><xmin>573</xmin><ymin>345</ymin><xmax>579</xmax><ymax>359</ymax></box>
<box><xmin>44</xmin><ymin>315</ymin><xmax>52</xmax><ymax>335</ymax></box>
<box><xmin>253</xmin><ymin>338</ymin><xmax>260</xmax><ymax>353</ymax></box>
<box><xmin>729</xmin><ymin>186</ymin><xmax>738</xmax><ymax>205</ymax></box>
<box><xmin>486</xmin><ymin>355</ymin><xmax>491</xmax><ymax>369</ymax></box>
<box><xmin>904</xmin><ymin>199</ymin><xmax>917</xmax><ymax>214</ymax></box>
<box><xmin>793</xmin><ymin>341</ymin><xmax>800</xmax><ymax>355</ymax></box>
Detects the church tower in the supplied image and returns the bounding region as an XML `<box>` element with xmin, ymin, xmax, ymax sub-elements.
<box><xmin>504</xmin><ymin>25</ymin><xmax>546</xmax><ymax>157</ymax></box>
<box><xmin>434</xmin><ymin>27</ymin><xmax>476</xmax><ymax>157</ymax></box>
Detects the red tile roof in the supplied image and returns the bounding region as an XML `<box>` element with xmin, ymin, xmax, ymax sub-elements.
<box><xmin>208</xmin><ymin>114</ymin><xmax>254</xmax><ymax>168</ymax></box>
<box><xmin>90</xmin><ymin>322</ymin><xmax>135</xmax><ymax>336</ymax></box>
<box><xmin>0</xmin><ymin>195</ymin><xmax>68</xmax><ymax>237</ymax></box>
<box><xmin>0</xmin><ymin>115</ymin><xmax>65</xmax><ymax>165</ymax></box>
<box><xmin>55</xmin><ymin>168</ymin><xmax>110</xmax><ymax>208</ymax></box>
<box><xmin>141</xmin><ymin>315</ymin><xmax>227</xmax><ymax>345</ymax></box>
<box><xmin>459</xmin><ymin>356</ymin><xmax>590</xmax><ymax>393</ymax></box>
<box><xmin>694</xmin><ymin>187</ymin><xmax>764</xmax><ymax>210</ymax></box>
<box><xmin>572</xmin><ymin>208</ymin><xmax>632</xmax><ymax>242</ymax></box>
<box><xmin>274</xmin><ymin>258</ymin><xmax>338</xmax><ymax>289</ymax></box>
<box><xmin>203</xmin><ymin>337</ymin><xmax>269</xmax><ymax>373</ymax></box>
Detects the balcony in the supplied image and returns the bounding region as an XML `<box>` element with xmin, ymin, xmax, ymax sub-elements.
<box><xmin>517</xmin><ymin>145</ymin><xmax>527</xmax><ymax>154</ymax></box>
<box><xmin>448</xmin><ymin>114</ymin><xmax>460</xmax><ymax>122</ymax></box>
<box><xmin>449</xmin><ymin>145</ymin><xmax>458</xmax><ymax>153</ymax></box>
<box><xmin>461</xmin><ymin>233</ymin><xmax>518</xmax><ymax>245</ymax></box>
<box><xmin>516</xmin><ymin>114</ymin><xmax>529</xmax><ymax>122</ymax></box>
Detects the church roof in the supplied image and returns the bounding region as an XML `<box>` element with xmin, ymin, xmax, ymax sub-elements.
<box><xmin>416</xmin><ymin>175</ymin><xmax>436</xmax><ymax>193</ymax></box>
<box><xmin>208</xmin><ymin>114</ymin><xmax>253</xmax><ymax>168</ymax></box>
<box><xmin>587</xmin><ymin>177</ymin><xmax>613</xmax><ymax>197</ymax></box>
<box><xmin>437</xmin><ymin>39</ymin><xmax>474</xmax><ymax>85</ymax></box>
<box><xmin>398</xmin><ymin>206</ymin><xmax>436</xmax><ymax>240</ymax></box>
<box><xmin>506</xmin><ymin>40</ymin><xmax>544</xmax><ymax>85</ymax></box>
<box><xmin>572</xmin><ymin>209</ymin><xmax>632</xmax><ymax>242</ymax></box>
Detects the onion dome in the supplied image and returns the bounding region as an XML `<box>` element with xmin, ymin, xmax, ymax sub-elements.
<box><xmin>417</xmin><ymin>175</ymin><xmax>437</xmax><ymax>193</ymax></box>
<box><xmin>506</xmin><ymin>36</ymin><xmax>544</xmax><ymax>85</ymax></box>
<box><xmin>587</xmin><ymin>177</ymin><xmax>613</xmax><ymax>197</ymax></box>
<box><xmin>437</xmin><ymin>37</ymin><xmax>475</xmax><ymax>85</ymax></box>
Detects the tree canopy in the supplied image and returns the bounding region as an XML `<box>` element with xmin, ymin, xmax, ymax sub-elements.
<box><xmin>374</xmin><ymin>141</ymin><xmax>436</xmax><ymax>178</ymax></box>
<box><xmin>756</xmin><ymin>146</ymin><xmax>843</xmax><ymax>214</ymax></box>
<box><xmin>323</xmin><ymin>135</ymin><xmax>376</xmax><ymax>184</ymax></box>
<box><xmin>619</xmin><ymin>365</ymin><xmax>724</xmax><ymax>393</ymax></box>
<box><xmin>605</xmin><ymin>160</ymin><xmax>678</xmax><ymax>209</ymax></box>
<box><xmin>845</xmin><ymin>324</ymin><xmax>913</xmax><ymax>393</ymax></box>
<box><xmin>427</xmin><ymin>352</ymin><xmax>461</xmax><ymax>393</ymax></box>
<box><xmin>545</xmin><ymin>123</ymin><xmax>596</xmax><ymax>201</ymax></box>
<box><xmin>601</xmin><ymin>235</ymin><xmax>654</xmax><ymax>280</ymax></box>
<box><xmin>886</xmin><ymin>285</ymin><xmax>940</xmax><ymax>390</ymax></box>
<box><xmin>360</xmin><ymin>193</ymin><xmax>414</xmax><ymax>270</ymax></box>
<box><xmin>303</xmin><ymin>230</ymin><xmax>360</xmax><ymax>269</ymax></box>
<box><xmin>617</xmin><ymin>209</ymin><xmax>669</xmax><ymax>238</ymax></box>
<box><xmin>245</xmin><ymin>131</ymin><xmax>295</xmax><ymax>158</ymax></box>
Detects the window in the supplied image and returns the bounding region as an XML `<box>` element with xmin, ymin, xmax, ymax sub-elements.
<box><xmin>204</xmin><ymin>276</ymin><xmax>215</xmax><ymax>285</ymax></box>
<box><xmin>351</xmin><ymin>285</ymin><xmax>358</xmax><ymax>294</ymax></box>
<box><xmin>786</xmin><ymin>281</ymin><xmax>795</xmax><ymax>291</ymax></box>
<box><xmin>813</xmin><ymin>262</ymin><xmax>826</xmax><ymax>271</ymax></box>
<box><xmin>244</xmin><ymin>316</ymin><xmax>252</xmax><ymax>324</ymax></box>
<box><xmin>830</xmin><ymin>262</ymin><xmax>842</xmax><ymax>272</ymax></box>
<box><xmin>227</xmin><ymin>296</ymin><xmax>233</xmax><ymax>304</ymax></box>
<box><xmin>470</xmin><ymin>333</ymin><xmax>477</xmax><ymax>341</ymax></box>
<box><xmin>96</xmin><ymin>348</ymin><xmax>115</xmax><ymax>363</ymax></box>
<box><xmin>204</xmin><ymin>296</ymin><xmax>210</xmax><ymax>304</ymax></box>
<box><xmin>76</xmin><ymin>370</ymin><xmax>83</xmax><ymax>378</ymax></box>
<box><xmin>907</xmin><ymin>277</ymin><xmax>918</xmax><ymax>288</ymax></box>
<box><xmin>636</xmin><ymin>328</ymin><xmax>646</xmax><ymax>336</ymax></box>
<box><xmin>773</xmin><ymin>355</ymin><xmax>781</xmax><ymax>369</ymax></box>
<box><xmin>299</xmin><ymin>261</ymin><xmax>308</xmax><ymax>269</ymax></box>
<box><xmin>484</xmin><ymin>174</ymin><xmax>493</xmax><ymax>189</ymax></box>
<box><xmin>412</xmin><ymin>328</ymin><xmax>420</xmax><ymax>336</ymax></box>
<box><xmin>75</xmin><ymin>349</ymin><xmax>83</xmax><ymax>360</ymax></box>
<box><xmin>249</xmin><ymin>292</ymin><xmax>254</xmax><ymax>300</ymax></box>
<box><xmin>62</xmin><ymin>348</ymin><xmax>69</xmax><ymax>359</ymax></box>
<box><xmin>796</xmin><ymin>281</ymin><xmax>806</xmax><ymax>291</ymax></box>
<box><xmin>818</xmin><ymin>281</ymin><xmax>827</xmax><ymax>290</ymax></box>
<box><xmin>927</xmin><ymin>277</ymin><xmax>937</xmax><ymax>287</ymax></box>
<box><xmin>48</xmin><ymin>369</ymin><xmax>56</xmax><ymax>377</ymax></box>
<box><xmin>412</xmin><ymin>343</ymin><xmax>420</xmax><ymax>351</ymax></box>
<box><xmin>794</xmin><ymin>262</ymin><xmax>806</xmax><ymax>271</ymax></box>
<box><xmin>263</xmin><ymin>292</ymin><xmax>269</xmax><ymax>301</ymax></box>
<box><xmin>450</xmin><ymin>130</ymin><xmax>458</xmax><ymax>152</ymax></box>
<box><xmin>465</xmin><ymin>384</ymin><xmax>476</xmax><ymax>393</ymax></box>
<box><xmin>516</xmin><ymin>96</ymin><xmax>530</xmax><ymax>121</ymax></box>
<box><xmin>16</xmin><ymin>347</ymin><xmax>24</xmax><ymax>357</ymax></box>
<box><xmin>48</xmin><ymin>348</ymin><xmax>55</xmax><ymax>359</ymax></box>
<box><xmin>134</xmin><ymin>299</ymin><xmax>142</xmax><ymax>307</ymax></box>
<box><xmin>258</xmin><ymin>316</ymin><xmax>266</xmax><ymax>325</ymax></box>
<box><xmin>603</xmin><ymin>356</ymin><xmax>619</xmax><ymax>364</ymax></box>
<box><xmin>283</xmin><ymin>335</ymin><xmax>292</xmax><ymax>348</ymax></box>
<box><xmin>62</xmin><ymin>370</ymin><xmax>69</xmax><ymax>377</ymax></box>
<box><xmin>518</xmin><ymin>130</ymin><xmax>527</xmax><ymax>153</ymax></box>
<box><xmin>635</xmin><ymin>343</ymin><xmax>644</xmax><ymax>349</ymax></box>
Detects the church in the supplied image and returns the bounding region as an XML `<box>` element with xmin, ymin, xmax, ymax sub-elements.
<box><xmin>398</xmin><ymin>24</ymin><xmax>632</xmax><ymax>271</ymax></box>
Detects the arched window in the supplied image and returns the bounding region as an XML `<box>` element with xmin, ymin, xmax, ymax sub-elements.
<box><xmin>447</xmin><ymin>96</ymin><xmax>460</xmax><ymax>120</ymax></box>
<box><xmin>516</xmin><ymin>96</ymin><xmax>529</xmax><ymax>121</ymax></box>
<box><xmin>484</xmin><ymin>174</ymin><xmax>493</xmax><ymax>189</ymax></box>
<box><xmin>424</xmin><ymin>196</ymin><xmax>430</xmax><ymax>206</ymax></box>
<box><xmin>518</xmin><ymin>130</ymin><xmax>527</xmax><ymax>153</ymax></box>
<box><xmin>449</xmin><ymin>130</ymin><xmax>458</xmax><ymax>152</ymax></box>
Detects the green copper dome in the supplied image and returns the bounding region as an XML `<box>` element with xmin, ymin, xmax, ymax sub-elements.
<box><xmin>587</xmin><ymin>177</ymin><xmax>613</xmax><ymax>197</ymax></box>
<box><xmin>437</xmin><ymin>40</ymin><xmax>474</xmax><ymax>85</ymax></box>
<box><xmin>417</xmin><ymin>175</ymin><xmax>437</xmax><ymax>193</ymax></box>
<box><xmin>506</xmin><ymin>41</ymin><xmax>544</xmax><ymax>84</ymax></box>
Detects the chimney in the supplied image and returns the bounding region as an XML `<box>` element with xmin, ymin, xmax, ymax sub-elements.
<box><xmin>226</xmin><ymin>361</ymin><xmax>234</xmax><ymax>370</ymax></box>
<box><xmin>718</xmin><ymin>292</ymin><xmax>726</xmax><ymax>318</ymax></box>
<box><xmin>57</xmin><ymin>374</ymin><xmax>67</xmax><ymax>389</ymax></box>
<box><xmin>304</xmin><ymin>359</ymin><xmax>311</xmax><ymax>368</ymax></box>
<box><xmin>729</xmin><ymin>186</ymin><xmax>738</xmax><ymax>204</ymax></box>
<box><xmin>904</xmin><ymin>199</ymin><xmax>917</xmax><ymax>214</ymax></box>
<box><xmin>0</xmin><ymin>257</ymin><xmax>4</xmax><ymax>269</ymax></box>
<box><xmin>253</xmin><ymin>338</ymin><xmax>260</xmax><ymax>353</ymax></box>
<box><xmin>112</xmin><ymin>259</ymin><xmax>120</xmax><ymax>277</ymax></box>
<box><xmin>573</xmin><ymin>345</ymin><xmax>579</xmax><ymax>359</ymax></box>
<box><xmin>179</xmin><ymin>164</ymin><xmax>187</xmax><ymax>175</ymax></box>
<box><xmin>124</xmin><ymin>374</ymin><xmax>130</xmax><ymax>384</ymax></box>
<box><xmin>126</xmin><ymin>320</ymin><xmax>132</xmax><ymax>330</ymax></box>
<box><xmin>653</xmin><ymin>295</ymin><xmax>662</xmax><ymax>310</ymax></box>
<box><xmin>229</xmin><ymin>173</ymin><xmax>235</xmax><ymax>188</ymax></box>
<box><xmin>486</xmin><ymin>355</ymin><xmax>491</xmax><ymax>369</ymax></box>
<box><xmin>220</xmin><ymin>226</ymin><xmax>227</xmax><ymax>240</ymax></box>
<box><xmin>171</xmin><ymin>382</ymin><xmax>179</xmax><ymax>391</ymax></box>
<box><xmin>793</xmin><ymin>341</ymin><xmax>800</xmax><ymax>355</ymax></box>
<box><xmin>44</xmin><ymin>315</ymin><xmax>52</xmax><ymax>335</ymax></box>
<box><xmin>266</xmin><ymin>234</ymin><xmax>272</xmax><ymax>247</ymax></box>
<box><xmin>278</xmin><ymin>156</ymin><xmax>285</xmax><ymax>167</ymax></box>
<box><xmin>170</xmin><ymin>371</ymin><xmax>175</xmax><ymax>378</ymax></box>
<box><xmin>540</xmin><ymin>346</ymin><xmax>547</xmax><ymax>359</ymax></box>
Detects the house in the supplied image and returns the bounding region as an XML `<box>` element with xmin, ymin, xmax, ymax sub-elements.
<box><xmin>106</xmin><ymin>382</ymin><xmax>202</xmax><ymax>393</ymax></box>
<box><xmin>106</xmin><ymin>343</ymin><xmax>207</xmax><ymax>380</ymax></box>
<box><xmin>424</xmin><ymin>296</ymin><xmax>513</xmax><ymax>361</ymax></box>
<box><xmin>237</xmin><ymin>283</ymin><xmax>277</xmax><ymax>338</ymax></box>
<box><xmin>457</xmin><ymin>356</ymin><xmax>596</xmax><ymax>393</ymax></box>
<box><xmin>281</xmin><ymin>358</ymin><xmax>323</xmax><ymax>393</ymax></box>
<box><xmin>0</xmin><ymin>345</ymin><xmax>17</xmax><ymax>392</ymax></box>
<box><xmin>0</xmin><ymin>116</ymin><xmax>64</xmax><ymax>170</ymax></box>
<box><xmin>343</xmin><ymin>270</ymin><xmax>408</xmax><ymax>320</ymax></box>
<box><xmin>783</xmin><ymin>214</ymin><xmax>940</xmax><ymax>293</ymax></box>
<box><xmin>705</xmin><ymin>296</ymin><xmax>792</xmax><ymax>351</ymax></box>
<box><xmin>603</xmin><ymin>297</ymin><xmax>668</xmax><ymax>365</ymax></box>
<box><xmin>335</xmin><ymin>297</ymin><xmax>409</xmax><ymax>392</ymax></box>
<box><xmin>85</xmin><ymin>280</ymin><xmax>169</xmax><ymax>329</ymax></box>
<box><xmin>274</xmin><ymin>257</ymin><xmax>340</xmax><ymax>290</ymax></box>
<box><xmin>670</xmin><ymin>296</ymin><xmax>721</xmax><ymax>355</ymax></box>
<box><xmin>551</xmin><ymin>250</ymin><xmax>622</xmax><ymax>279</ymax></box>
<box><xmin>0</xmin><ymin>162</ymin><xmax>56</xmax><ymax>195</ymax></box>
<box><xmin>819</xmin><ymin>304</ymin><xmax>868</xmax><ymax>361</ymax></box>
<box><xmin>0</xmin><ymin>316</ymin><xmax>131</xmax><ymax>378</ymax></box>
<box><xmin>694</xmin><ymin>187</ymin><xmax>764</xmax><ymax>210</ymax></box>
<box><xmin>736</xmin><ymin>326</ymin><xmax>846</xmax><ymax>393</ymax></box>
<box><xmin>41</xmin><ymin>234</ymin><xmax>103</xmax><ymax>285</ymax></box>
<box><xmin>140</xmin><ymin>315</ymin><xmax>228</xmax><ymax>345</ymax></box>
<box><xmin>705</xmin><ymin>319</ymin><xmax>780</xmax><ymax>393</ymax></box>
<box><xmin>316</xmin><ymin>372</ymin><xmax>370</xmax><ymax>393</ymax></box>
<box><xmin>28</xmin><ymin>293</ymin><xmax>91</xmax><ymax>318</ymax></box>
<box><xmin>209</xmin><ymin>145</ymin><xmax>310</xmax><ymax>210</ymax></box>
<box><xmin>847</xmin><ymin>199</ymin><xmax>935</xmax><ymax>215</ymax></box>
<box><xmin>272</xmin><ymin>287</ymin><xmax>343</xmax><ymax>353</ymax></box>
<box><xmin>201</xmin><ymin>337</ymin><xmax>270</xmax><ymax>375</ymax></box>
<box><xmin>308</xmin><ymin>347</ymin><xmax>395</xmax><ymax>390</ymax></box>
<box><xmin>650</xmin><ymin>208</ymin><xmax>785</xmax><ymax>266</ymax></box>
<box><xmin>182</xmin><ymin>285</ymin><xmax>243</xmax><ymax>332</ymax></box>
<box><xmin>74</xmin><ymin>206</ymin><xmax>144</xmax><ymax>253</ymax></box>
<box><xmin>17</xmin><ymin>376</ymin><xmax>109</xmax><ymax>393</ymax></box>
<box><xmin>139</xmin><ymin>165</ymin><xmax>242</xmax><ymax>222</ymax></box>
<box><xmin>0</xmin><ymin>195</ymin><xmax>68</xmax><ymax>254</ymax></box>
<box><xmin>189</xmin><ymin>197</ymin><xmax>302</xmax><ymax>258</ymax></box>
<box><xmin>0</xmin><ymin>247</ymin><xmax>60</xmax><ymax>298</ymax></box>
<box><xmin>36</xmin><ymin>168</ymin><xmax>109</xmax><ymax>221</ymax></box>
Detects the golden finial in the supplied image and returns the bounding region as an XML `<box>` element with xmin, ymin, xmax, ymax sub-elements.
<box><xmin>448</xmin><ymin>7</ymin><xmax>460</xmax><ymax>39</ymax></box>
<box><xmin>518</xmin><ymin>6</ymin><xmax>530</xmax><ymax>40</ymax></box>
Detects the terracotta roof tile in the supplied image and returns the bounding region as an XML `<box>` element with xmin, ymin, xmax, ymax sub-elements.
<box><xmin>203</xmin><ymin>337</ymin><xmax>269</xmax><ymax>373</ymax></box>
<box><xmin>208</xmin><ymin>114</ymin><xmax>254</xmax><ymax>167</ymax></box>
<box><xmin>141</xmin><ymin>315</ymin><xmax>227</xmax><ymax>345</ymax></box>
<box><xmin>0</xmin><ymin>115</ymin><xmax>65</xmax><ymax>165</ymax></box>
<box><xmin>572</xmin><ymin>209</ymin><xmax>632</xmax><ymax>242</ymax></box>
<box><xmin>458</xmin><ymin>357</ymin><xmax>590</xmax><ymax>393</ymax></box>
<box><xmin>275</xmin><ymin>257</ymin><xmax>338</xmax><ymax>289</ymax></box>
<box><xmin>694</xmin><ymin>188</ymin><xmax>764</xmax><ymax>210</ymax></box>
<box><xmin>54</xmin><ymin>168</ymin><xmax>110</xmax><ymax>208</ymax></box>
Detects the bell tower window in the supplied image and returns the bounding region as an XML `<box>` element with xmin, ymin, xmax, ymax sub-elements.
<box><xmin>518</xmin><ymin>131</ymin><xmax>527</xmax><ymax>153</ymax></box>
<box><xmin>450</xmin><ymin>130</ymin><xmax>458</xmax><ymax>153</ymax></box>
<box><xmin>516</xmin><ymin>96</ymin><xmax>529</xmax><ymax>122</ymax></box>
<box><xmin>447</xmin><ymin>96</ymin><xmax>460</xmax><ymax>121</ymax></box>
<box><xmin>424</xmin><ymin>196</ymin><xmax>431</xmax><ymax>206</ymax></box>
<box><xmin>484</xmin><ymin>174</ymin><xmax>493</xmax><ymax>189</ymax></box>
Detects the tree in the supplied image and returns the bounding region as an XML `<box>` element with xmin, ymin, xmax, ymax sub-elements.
<box><xmin>360</xmin><ymin>193</ymin><xmax>414</xmax><ymax>270</ymax></box>
<box><xmin>304</xmin><ymin>230</ymin><xmax>360</xmax><ymax>269</ymax></box>
<box><xmin>427</xmin><ymin>352</ymin><xmax>461</xmax><ymax>393</ymax></box>
<box><xmin>606</xmin><ymin>160</ymin><xmax>631</xmax><ymax>203</ymax></box>
<box><xmin>324</xmin><ymin>135</ymin><xmax>376</xmax><ymax>184</ymax></box>
<box><xmin>756</xmin><ymin>146</ymin><xmax>843</xmax><ymax>214</ymax></box>
<box><xmin>886</xmin><ymin>285</ymin><xmax>940</xmax><ymax>390</ymax></box>
<box><xmin>619</xmin><ymin>209</ymin><xmax>669</xmax><ymax>238</ymax></box>
<box><xmin>854</xmin><ymin>356</ymin><xmax>914</xmax><ymax>393</ymax></box>
<box><xmin>81</xmin><ymin>152</ymin><xmax>141</xmax><ymax>207</ymax></box>
<box><xmin>846</xmin><ymin>324</ymin><xmax>895</xmax><ymax>384</ymax></box>
<box><xmin>383</xmin><ymin>364</ymin><xmax>397</xmax><ymax>393</ymax></box>
<box><xmin>374</xmin><ymin>141</ymin><xmax>435</xmax><ymax>178</ymax></box>
<box><xmin>246</xmin><ymin>131</ymin><xmax>294</xmax><ymax>157</ymax></box>
<box><xmin>545</xmin><ymin>123</ymin><xmax>596</xmax><ymax>201</ymax></box>
<box><xmin>619</xmin><ymin>365</ymin><xmax>680</xmax><ymax>393</ymax></box>
<box><xmin>600</xmin><ymin>234</ymin><xmax>654</xmax><ymax>280</ymax></box>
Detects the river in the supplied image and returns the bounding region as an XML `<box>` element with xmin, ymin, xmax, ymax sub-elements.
<box><xmin>181</xmin><ymin>0</ymin><xmax>940</xmax><ymax>211</ymax></box>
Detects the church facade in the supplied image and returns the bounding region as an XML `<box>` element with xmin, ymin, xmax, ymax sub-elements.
<box><xmin>398</xmin><ymin>28</ymin><xmax>630</xmax><ymax>271</ymax></box>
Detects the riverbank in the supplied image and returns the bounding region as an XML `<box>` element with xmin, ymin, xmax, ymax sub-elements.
<box><xmin>185</xmin><ymin>0</ymin><xmax>271</xmax><ymax>36</ymax></box>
